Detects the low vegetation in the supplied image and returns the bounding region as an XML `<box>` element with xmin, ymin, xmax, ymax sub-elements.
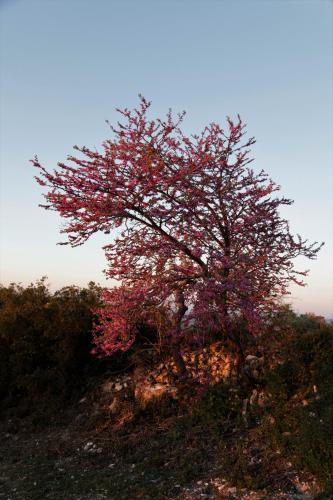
<box><xmin>0</xmin><ymin>279</ymin><xmax>102</xmax><ymax>415</ymax></box>
<box><xmin>0</xmin><ymin>280</ymin><xmax>332</xmax><ymax>499</ymax></box>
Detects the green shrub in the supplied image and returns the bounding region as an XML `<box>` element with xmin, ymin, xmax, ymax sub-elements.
<box><xmin>315</xmin><ymin>479</ymin><xmax>333</xmax><ymax>499</ymax></box>
<box><xmin>261</xmin><ymin>313</ymin><xmax>333</xmax><ymax>482</ymax></box>
<box><xmin>0</xmin><ymin>279</ymin><xmax>102</xmax><ymax>414</ymax></box>
<box><xmin>193</xmin><ymin>382</ymin><xmax>242</xmax><ymax>433</ymax></box>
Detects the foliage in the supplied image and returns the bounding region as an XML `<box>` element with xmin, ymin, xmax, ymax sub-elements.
<box><xmin>193</xmin><ymin>382</ymin><xmax>242</xmax><ymax>431</ymax></box>
<box><xmin>258</xmin><ymin>310</ymin><xmax>333</xmax><ymax>484</ymax></box>
<box><xmin>32</xmin><ymin>96</ymin><xmax>323</xmax><ymax>367</ymax></box>
<box><xmin>315</xmin><ymin>479</ymin><xmax>333</xmax><ymax>499</ymax></box>
<box><xmin>0</xmin><ymin>279</ymin><xmax>102</xmax><ymax>413</ymax></box>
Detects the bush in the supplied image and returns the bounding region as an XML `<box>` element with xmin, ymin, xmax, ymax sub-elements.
<box><xmin>261</xmin><ymin>310</ymin><xmax>333</xmax><ymax>482</ymax></box>
<box><xmin>0</xmin><ymin>278</ymin><xmax>102</xmax><ymax>414</ymax></box>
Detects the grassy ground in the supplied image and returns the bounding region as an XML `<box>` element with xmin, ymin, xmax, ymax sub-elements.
<box><xmin>0</xmin><ymin>383</ymin><xmax>322</xmax><ymax>499</ymax></box>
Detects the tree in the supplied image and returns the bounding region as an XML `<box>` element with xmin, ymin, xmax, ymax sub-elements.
<box><xmin>32</xmin><ymin>96</ymin><xmax>323</xmax><ymax>373</ymax></box>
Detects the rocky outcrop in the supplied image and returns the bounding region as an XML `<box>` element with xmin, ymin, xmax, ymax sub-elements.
<box><xmin>153</xmin><ymin>342</ymin><xmax>233</xmax><ymax>385</ymax></box>
<box><xmin>94</xmin><ymin>343</ymin><xmax>234</xmax><ymax>421</ymax></box>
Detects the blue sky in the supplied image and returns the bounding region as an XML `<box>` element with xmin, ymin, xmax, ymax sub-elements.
<box><xmin>0</xmin><ymin>0</ymin><xmax>332</xmax><ymax>317</ymax></box>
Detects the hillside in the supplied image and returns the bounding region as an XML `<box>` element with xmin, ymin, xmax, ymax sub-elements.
<box><xmin>0</xmin><ymin>282</ymin><xmax>332</xmax><ymax>499</ymax></box>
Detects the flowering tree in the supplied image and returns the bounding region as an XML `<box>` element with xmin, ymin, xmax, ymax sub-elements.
<box><xmin>33</xmin><ymin>96</ymin><xmax>323</xmax><ymax>372</ymax></box>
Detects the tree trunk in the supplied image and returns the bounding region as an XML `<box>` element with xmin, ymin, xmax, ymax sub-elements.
<box><xmin>171</xmin><ymin>344</ymin><xmax>187</xmax><ymax>376</ymax></box>
<box><xmin>220</xmin><ymin>260</ymin><xmax>247</xmax><ymax>379</ymax></box>
<box><xmin>170</xmin><ymin>288</ymin><xmax>188</xmax><ymax>376</ymax></box>
<box><xmin>222</xmin><ymin>311</ymin><xmax>246</xmax><ymax>379</ymax></box>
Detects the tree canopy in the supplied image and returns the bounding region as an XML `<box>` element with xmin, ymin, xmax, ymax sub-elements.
<box><xmin>33</xmin><ymin>96</ymin><xmax>323</xmax><ymax>368</ymax></box>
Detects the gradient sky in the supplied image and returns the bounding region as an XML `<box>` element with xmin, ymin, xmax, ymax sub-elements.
<box><xmin>0</xmin><ymin>0</ymin><xmax>332</xmax><ymax>317</ymax></box>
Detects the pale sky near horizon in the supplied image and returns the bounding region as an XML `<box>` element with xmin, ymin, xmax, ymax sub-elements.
<box><xmin>0</xmin><ymin>0</ymin><xmax>332</xmax><ymax>317</ymax></box>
